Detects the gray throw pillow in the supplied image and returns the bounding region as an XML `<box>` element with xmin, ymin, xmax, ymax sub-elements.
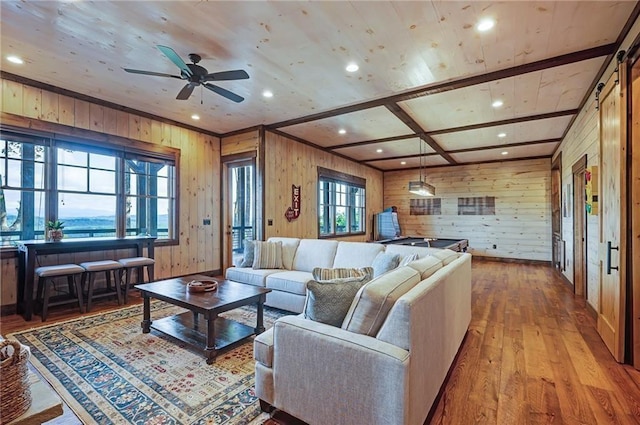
<box><xmin>239</xmin><ymin>239</ymin><xmax>255</xmax><ymax>267</ymax></box>
<box><xmin>312</xmin><ymin>267</ymin><xmax>373</xmax><ymax>281</ymax></box>
<box><xmin>372</xmin><ymin>252</ymin><xmax>400</xmax><ymax>277</ymax></box>
<box><xmin>303</xmin><ymin>275</ymin><xmax>369</xmax><ymax>327</ymax></box>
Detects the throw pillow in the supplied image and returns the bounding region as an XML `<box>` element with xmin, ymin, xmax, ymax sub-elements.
<box><xmin>371</xmin><ymin>252</ymin><xmax>400</xmax><ymax>277</ymax></box>
<box><xmin>312</xmin><ymin>267</ymin><xmax>374</xmax><ymax>281</ymax></box>
<box><xmin>239</xmin><ymin>239</ymin><xmax>255</xmax><ymax>267</ymax></box>
<box><xmin>398</xmin><ymin>253</ymin><xmax>419</xmax><ymax>267</ymax></box>
<box><xmin>303</xmin><ymin>275</ymin><xmax>369</xmax><ymax>327</ymax></box>
<box><xmin>252</xmin><ymin>241</ymin><xmax>284</xmax><ymax>269</ymax></box>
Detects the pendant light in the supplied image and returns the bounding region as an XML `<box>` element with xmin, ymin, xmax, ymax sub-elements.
<box><xmin>408</xmin><ymin>138</ymin><xmax>435</xmax><ymax>196</ymax></box>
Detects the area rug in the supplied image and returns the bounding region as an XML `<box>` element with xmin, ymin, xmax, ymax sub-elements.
<box><xmin>8</xmin><ymin>302</ymin><xmax>288</xmax><ymax>425</ymax></box>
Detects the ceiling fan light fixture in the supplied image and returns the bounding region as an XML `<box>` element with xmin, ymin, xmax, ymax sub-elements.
<box><xmin>408</xmin><ymin>180</ymin><xmax>435</xmax><ymax>197</ymax></box>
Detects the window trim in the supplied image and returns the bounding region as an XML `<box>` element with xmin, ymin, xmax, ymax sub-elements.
<box><xmin>0</xmin><ymin>124</ymin><xmax>180</xmax><ymax>248</ymax></box>
<box><xmin>317</xmin><ymin>167</ymin><xmax>366</xmax><ymax>238</ymax></box>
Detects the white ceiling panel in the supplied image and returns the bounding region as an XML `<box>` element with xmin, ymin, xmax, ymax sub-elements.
<box><xmin>279</xmin><ymin>107</ymin><xmax>413</xmax><ymax>147</ymax></box>
<box><xmin>333</xmin><ymin>137</ymin><xmax>434</xmax><ymax>161</ymax></box>
<box><xmin>433</xmin><ymin>115</ymin><xmax>573</xmax><ymax>151</ymax></box>
<box><xmin>366</xmin><ymin>155</ymin><xmax>449</xmax><ymax>171</ymax></box>
<box><xmin>399</xmin><ymin>58</ymin><xmax>602</xmax><ymax>132</ymax></box>
<box><xmin>450</xmin><ymin>142</ymin><xmax>558</xmax><ymax>163</ymax></box>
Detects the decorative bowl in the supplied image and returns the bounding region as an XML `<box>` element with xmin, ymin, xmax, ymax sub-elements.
<box><xmin>187</xmin><ymin>280</ymin><xmax>218</xmax><ymax>293</ymax></box>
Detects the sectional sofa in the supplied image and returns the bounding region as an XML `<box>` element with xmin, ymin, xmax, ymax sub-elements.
<box><xmin>225</xmin><ymin>237</ymin><xmax>463</xmax><ymax>313</ymax></box>
<box><xmin>237</xmin><ymin>237</ymin><xmax>472</xmax><ymax>425</ymax></box>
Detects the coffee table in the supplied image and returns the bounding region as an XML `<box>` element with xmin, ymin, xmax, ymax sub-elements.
<box><xmin>135</xmin><ymin>275</ymin><xmax>271</xmax><ymax>364</ymax></box>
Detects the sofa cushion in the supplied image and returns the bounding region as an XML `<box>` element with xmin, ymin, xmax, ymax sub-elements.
<box><xmin>292</xmin><ymin>239</ymin><xmax>339</xmax><ymax>272</ymax></box>
<box><xmin>225</xmin><ymin>267</ymin><xmax>281</xmax><ymax>287</ymax></box>
<box><xmin>266</xmin><ymin>271</ymin><xmax>313</xmax><ymax>295</ymax></box>
<box><xmin>238</xmin><ymin>239</ymin><xmax>255</xmax><ymax>267</ymax></box>
<box><xmin>303</xmin><ymin>276</ymin><xmax>369</xmax><ymax>326</ymax></box>
<box><xmin>312</xmin><ymin>267</ymin><xmax>373</xmax><ymax>281</ymax></box>
<box><xmin>254</xmin><ymin>327</ymin><xmax>274</xmax><ymax>367</ymax></box>
<box><xmin>430</xmin><ymin>248</ymin><xmax>459</xmax><ymax>265</ymax></box>
<box><xmin>267</xmin><ymin>237</ymin><xmax>300</xmax><ymax>270</ymax></box>
<box><xmin>332</xmin><ymin>242</ymin><xmax>385</xmax><ymax>268</ymax></box>
<box><xmin>371</xmin><ymin>252</ymin><xmax>400</xmax><ymax>278</ymax></box>
<box><xmin>341</xmin><ymin>266</ymin><xmax>421</xmax><ymax>336</ymax></box>
<box><xmin>406</xmin><ymin>255</ymin><xmax>443</xmax><ymax>279</ymax></box>
<box><xmin>253</xmin><ymin>241</ymin><xmax>284</xmax><ymax>269</ymax></box>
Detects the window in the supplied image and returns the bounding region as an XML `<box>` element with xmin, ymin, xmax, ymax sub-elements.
<box><xmin>0</xmin><ymin>129</ymin><xmax>178</xmax><ymax>247</ymax></box>
<box><xmin>318</xmin><ymin>167</ymin><xmax>365</xmax><ymax>237</ymax></box>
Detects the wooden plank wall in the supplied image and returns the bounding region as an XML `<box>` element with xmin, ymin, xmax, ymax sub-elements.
<box><xmin>221</xmin><ymin>131</ymin><xmax>259</xmax><ymax>156</ymax></box>
<box><xmin>554</xmin><ymin>98</ymin><xmax>600</xmax><ymax>310</ymax></box>
<box><xmin>384</xmin><ymin>158</ymin><xmax>552</xmax><ymax>261</ymax></box>
<box><xmin>0</xmin><ymin>77</ymin><xmax>221</xmax><ymax>308</ymax></box>
<box><xmin>263</xmin><ymin>131</ymin><xmax>383</xmax><ymax>241</ymax></box>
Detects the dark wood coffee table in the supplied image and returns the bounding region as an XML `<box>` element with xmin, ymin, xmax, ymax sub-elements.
<box><xmin>135</xmin><ymin>275</ymin><xmax>271</xmax><ymax>364</ymax></box>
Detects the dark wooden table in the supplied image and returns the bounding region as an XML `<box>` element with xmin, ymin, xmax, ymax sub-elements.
<box><xmin>15</xmin><ymin>236</ymin><xmax>156</xmax><ymax>321</ymax></box>
<box><xmin>135</xmin><ymin>275</ymin><xmax>271</xmax><ymax>364</ymax></box>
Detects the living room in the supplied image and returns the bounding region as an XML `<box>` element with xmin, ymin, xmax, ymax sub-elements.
<box><xmin>1</xmin><ymin>2</ymin><xmax>640</xmax><ymax>424</ymax></box>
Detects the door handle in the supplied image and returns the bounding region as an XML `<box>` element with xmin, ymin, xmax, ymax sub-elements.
<box><xmin>606</xmin><ymin>241</ymin><xmax>619</xmax><ymax>274</ymax></box>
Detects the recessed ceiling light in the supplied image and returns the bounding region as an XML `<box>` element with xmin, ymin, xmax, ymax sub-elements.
<box><xmin>477</xmin><ymin>18</ymin><xmax>495</xmax><ymax>32</ymax></box>
<box><xmin>492</xmin><ymin>100</ymin><xmax>503</xmax><ymax>108</ymax></box>
<box><xmin>400</xmin><ymin>161</ymin><xmax>407</xmax><ymax>165</ymax></box>
<box><xmin>498</xmin><ymin>133</ymin><xmax>506</xmax><ymax>138</ymax></box>
<box><xmin>501</xmin><ymin>151</ymin><xmax>508</xmax><ymax>155</ymax></box>
<box><xmin>191</xmin><ymin>114</ymin><xmax>200</xmax><ymax>120</ymax></box>
<box><xmin>376</xmin><ymin>149</ymin><xmax>383</xmax><ymax>153</ymax></box>
<box><xmin>346</xmin><ymin>63</ymin><xmax>359</xmax><ymax>73</ymax></box>
<box><xmin>262</xmin><ymin>90</ymin><xmax>273</xmax><ymax>98</ymax></box>
<box><xmin>338</xmin><ymin>129</ymin><xmax>346</xmax><ymax>135</ymax></box>
<box><xmin>7</xmin><ymin>55</ymin><xmax>24</xmax><ymax>64</ymax></box>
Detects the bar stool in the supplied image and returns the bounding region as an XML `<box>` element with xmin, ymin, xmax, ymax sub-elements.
<box><xmin>79</xmin><ymin>260</ymin><xmax>124</xmax><ymax>312</ymax></box>
<box><xmin>117</xmin><ymin>257</ymin><xmax>155</xmax><ymax>304</ymax></box>
<box><xmin>35</xmin><ymin>264</ymin><xmax>85</xmax><ymax>321</ymax></box>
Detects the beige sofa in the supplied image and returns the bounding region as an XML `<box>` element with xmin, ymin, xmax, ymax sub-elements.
<box><xmin>253</xmin><ymin>250</ymin><xmax>472</xmax><ymax>425</ymax></box>
<box><xmin>225</xmin><ymin>237</ymin><xmax>460</xmax><ymax>313</ymax></box>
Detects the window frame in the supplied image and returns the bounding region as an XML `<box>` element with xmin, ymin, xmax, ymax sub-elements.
<box><xmin>0</xmin><ymin>126</ymin><xmax>180</xmax><ymax>249</ymax></box>
<box><xmin>317</xmin><ymin>167</ymin><xmax>366</xmax><ymax>238</ymax></box>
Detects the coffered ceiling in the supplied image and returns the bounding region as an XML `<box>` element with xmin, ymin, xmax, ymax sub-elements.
<box><xmin>1</xmin><ymin>1</ymin><xmax>638</xmax><ymax>170</ymax></box>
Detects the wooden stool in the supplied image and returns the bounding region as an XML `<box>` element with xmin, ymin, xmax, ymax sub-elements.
<box><xmin>79</xmin><ymin>260</ymin><xmax>124</xmax><ymax>312</ymax></box>
<box><xmin>117</xmin><ymin>257</ymin><xmax>155</xmax><ymax>304</ymax></box>
<box><xmin>35</xmin><ymin>264</ymin><xmax>85</xmax><ymax>322</ymax></box>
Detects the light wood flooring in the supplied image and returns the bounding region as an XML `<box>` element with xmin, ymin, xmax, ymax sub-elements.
<box><xmin>1</xmin><ymin>260</ymin><xmax>639</xmax><ymax>424</ymax></box>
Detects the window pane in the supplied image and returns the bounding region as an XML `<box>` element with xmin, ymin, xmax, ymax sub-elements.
<box><xmin>318</xmin><ymin>173</ymin><xmax>366</xmax><ymax>237</ymax></box>
<box><xmin>58</xmin><ymin>165</ymin><xmax>87</xmax><ymax>191</ymax></box>
<box><xmin>90</xmin><ymin>153</ymin><xmax>115</xmax><ymax>169</ymax></box>
<box><xmin>58</xmin><ymin>149</ymin><xmax>87</xmax><ymax>166</ymax></box>
<box><xmin>89</xmin><ymin>169</ymin><xmax>116</xmax><ymax>193</ymax></box>
<box><xmin>58</xmin><ymin>193</ymin><xmax>117</xmax><ymax>238</ymax></box>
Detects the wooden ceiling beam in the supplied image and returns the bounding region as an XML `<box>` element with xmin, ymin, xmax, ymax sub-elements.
<box><xmin>329</xmin><ymin>133</ymin><xmax>416</xmax><ymax>150</ymax></box>
<box><xmin>385</xmin><ymin>104</ymin><xmax>457</xmax><ymax>164</ymax></box>
<box><xmin>266</xmin><ymin>44</ymin><xmax>615</xmax><ymax>130</ymax></box>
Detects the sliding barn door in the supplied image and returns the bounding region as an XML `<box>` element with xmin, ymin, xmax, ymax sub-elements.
<box><xmin>631</xmin><ymin>55</ymin><xmax>640</xmax><ymax>369</ymax></box>
<box><xmin>597</xmin><ymin>70</ymin><xmax>628</xmax><ymax>362</ymax></box>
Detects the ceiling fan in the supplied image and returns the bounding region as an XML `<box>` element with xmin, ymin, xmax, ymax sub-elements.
<box><xmin>123</xmin><ymin>45</ymin><xmax>249</xmax><ymax>103</ymax></box>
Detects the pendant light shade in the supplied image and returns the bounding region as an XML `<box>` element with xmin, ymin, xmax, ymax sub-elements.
<box><xmin>408</xmin><ymin>139</ymin><xmax>435</xmax><ymax>197</ymax></box>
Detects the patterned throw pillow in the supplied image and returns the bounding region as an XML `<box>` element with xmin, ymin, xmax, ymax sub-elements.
<box><xmin>252</xmin><ymin>241</ymin><xmax>284</xmax><ymax>269</ymax></box>
<box><xmin>398</xmin><ymin>253</ymin><xmax>419</xmax><ymax>267</ymax></box>
<box><xmin>303</xmin><ymin>275</ymin><xmax>369</xmax><ymax>327</ymax></box>
<box><xmin>312</xmin><ymin>267</ymin><xmax>374</xmax><ymax>281</ymax></box>
<box><xmin>371</xmin><ymin>252</ymin><xmax>400</xmax><ymax>277</ymax></box>
<box><xmin>239</xmin><ymin>239</ymin><xmax>255</xmax><ymax>267</ymax></box>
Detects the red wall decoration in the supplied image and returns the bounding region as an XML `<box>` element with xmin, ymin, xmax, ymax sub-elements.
<box><xmin>285</xmin><ymin>185</ymin><xmax>301</xmax><ymax>222</ymax></box>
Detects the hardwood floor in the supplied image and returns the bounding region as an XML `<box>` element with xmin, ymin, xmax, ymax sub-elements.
<box><xmin>1</xmin><ymin>260</ymin><xmax>639</xmax><ymax>424</ymax></box>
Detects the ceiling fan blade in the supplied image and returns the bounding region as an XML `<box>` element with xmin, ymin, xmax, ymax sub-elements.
<box><xmin>202</xmin><ymin>69</ymin><xmax>250</xmax><ymax>82</ymax></box>
<box><xmin>123</xmin><ymin>68</ymin><xmax>182</xmax><ymax>79</ymax></box>
<box><xmin>176</xmin><ymin>84</ymin><xmax>196</xmax><ymax>100</ymax></box>
<box><xmin>157</xmin><ymin>45</ymin><xmax>192</xmax><ymax>77</ymax></box>
<box><xmin>203</xmin><ymin>83</ymin><xmax>244</xmax><ymax>103</ymax></box>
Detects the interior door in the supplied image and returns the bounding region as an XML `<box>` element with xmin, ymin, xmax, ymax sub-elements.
<box><xmin>631</xmin><ymin>54</ymin><xmax>640</xmax><ymax>369</ymax></box>
<box><xmin>573</xmin><ymin>156</ymin><xmax>587</xmax><ymax>297</ymax></box>
<box><xmin>597</xmin><ymin>70</ymin><xmax>628</xmax><ymax>362</ymax></box>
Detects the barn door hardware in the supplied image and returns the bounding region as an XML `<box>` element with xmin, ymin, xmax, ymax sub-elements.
<box><xmin>595</xmin><ymin>82</ymin><xmax>606</xmax><ymax>110</ymax></box>
<box><xmin>606</xmin><ymin>241</ymin><xmax>619</xmax><ymax>274</ymax></box>
<box><xmin>614</xmin><ymin>50</ymin><xmax>626</xmax><ymax>85</ymax></box>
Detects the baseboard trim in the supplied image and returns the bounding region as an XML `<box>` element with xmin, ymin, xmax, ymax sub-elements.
<box><xmin>472</xmin><ymin>255</ymin><xmax>551</xmax><ymax>266</ymax></box>
<box><xmin>1</xmin><ymin>304</ymin><xmax>17</xmax><ymax>316</ymax></box>
<box><xmin>586</xmin><ymin>302</ymin><xmax>598</xmax><ymax>320</ymax></box>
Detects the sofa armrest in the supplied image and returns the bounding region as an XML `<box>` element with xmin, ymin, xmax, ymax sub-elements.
<box><xmin>271</xmin><ymin>315</ymin><xmax>410</xmax><ymax>425</ymax></box>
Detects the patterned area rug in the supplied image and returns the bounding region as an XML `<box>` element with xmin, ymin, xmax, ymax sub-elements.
<box><xmin>9</xmin><ymin>302</ymin><xmax>288</xmax><ymax>425</ymax></box>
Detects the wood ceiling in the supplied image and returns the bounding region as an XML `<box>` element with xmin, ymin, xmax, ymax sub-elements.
<box><xmin>1</xmin><ymin>1</ymin><xmax>639</xmax><ymax>170</ymax></box>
